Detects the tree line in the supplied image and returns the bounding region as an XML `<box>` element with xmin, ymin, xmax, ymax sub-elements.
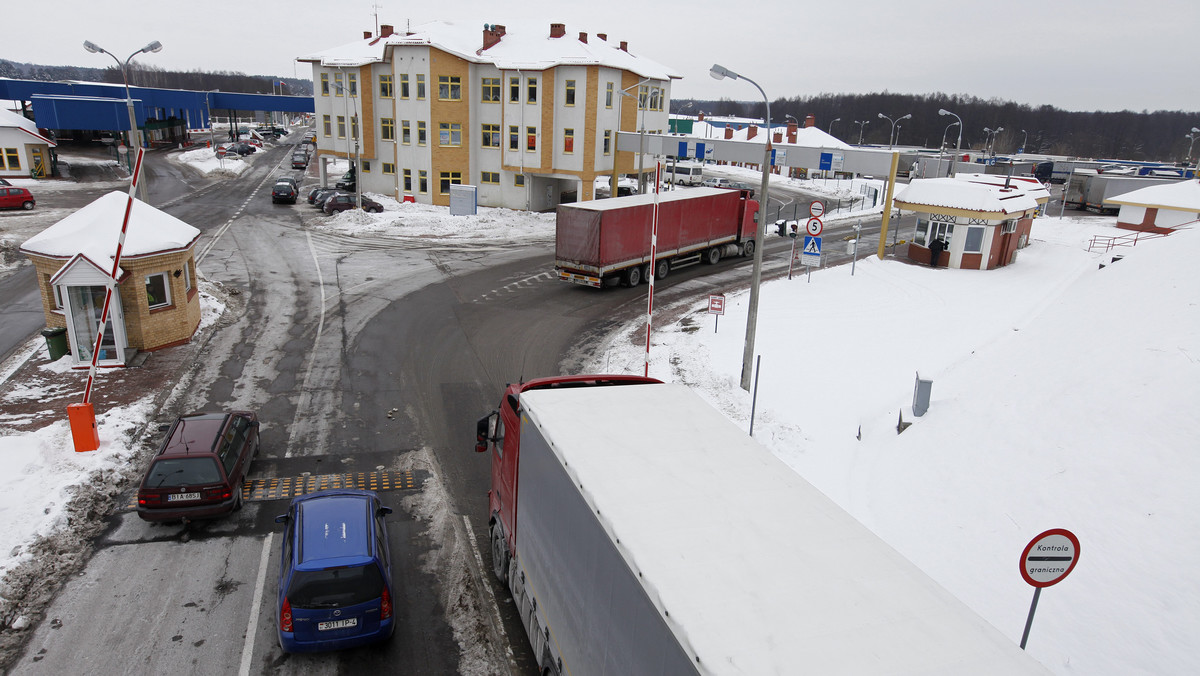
<box><xmin>0</xmin><ymin>59</ymin><xmax>312</xmax><ymax>97</ymax></box>
<box><xmin>678</xmin><ymin>92</ymin><xmax>1199</xmax><ymax>163</ymax></box>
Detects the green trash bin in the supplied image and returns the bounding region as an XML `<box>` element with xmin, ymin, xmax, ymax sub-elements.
<box><xmin>42</xmin><ymin>327</ymin><xmax>68</xmax><ymax>361</ymax></box>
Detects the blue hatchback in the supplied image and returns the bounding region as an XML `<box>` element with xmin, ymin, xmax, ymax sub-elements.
<box><xmin>275</xmin><ymin>489</ymin><xmax>395</xmax><ymax>653</ymax></box>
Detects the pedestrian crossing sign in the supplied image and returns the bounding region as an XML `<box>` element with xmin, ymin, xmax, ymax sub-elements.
<box><xmin>803</xmin><ymin>236</ymin><xmax>822</xmax><ymax>255</ymax></box>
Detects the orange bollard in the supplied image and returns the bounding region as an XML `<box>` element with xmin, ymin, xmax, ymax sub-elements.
<box><xmin>68</xmin><ymin>403</ymin><xmax>99</xmax><ymax>452</ymax></box>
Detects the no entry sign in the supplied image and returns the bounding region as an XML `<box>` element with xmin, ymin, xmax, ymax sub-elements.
<box><xmin>1020</xmin><ymin>528</ymin><xmax>1080</xmax><ymax>587</ymax></box>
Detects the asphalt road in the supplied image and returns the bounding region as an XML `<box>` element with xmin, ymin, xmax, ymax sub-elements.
<box><xmin>5</xmin><ymin>139</ymin><xmax>916</xmax><ymax>674</ymax></box>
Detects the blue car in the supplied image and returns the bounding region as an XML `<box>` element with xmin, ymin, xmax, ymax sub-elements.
<box><xmin>275</xmin><ymin>489</ymin><xmax>395</xmax><ymax>653</ymax></box>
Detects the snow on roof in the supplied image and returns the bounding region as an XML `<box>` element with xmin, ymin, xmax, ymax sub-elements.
<box><xmin>698</xmin><ymin>120</ymin><xmax>851</xmax><ymax>150</ymax></box>
<box><xmin>955</xmin><ymin>172</ymin><xmax>1051</xmax><ymax>202</ymax></box>
<box><xmin>567</xmin><ymin>186</ymin><xmax>731</xmax><ymax>211</ymax></box>
<box><xmin>894</xmin><ymin>177</ymin><xmax>1039</xmax><ymax>215</ymax></box>
<box><xmin>0</xmin><ymin>107</ymin><xmax>56</xmax><ymax>147</ymax></box>
<box><xmin>20</xmin><ymin>191</ymin><xmax>201</xmax><ymax>274</ymax></box>
<box><xmin>1103</xmin><ymin>178</ymin><xmax>1200</xmax><ymax>211</ymax></box>
<box><xmin>520</xmin><ymin>383</ymin><xmax>1048</xmax><ymax>675</ymax></box>
<box><xmin>300</xmin><ymin>20</ymin><xmax>679</xmax><ymax>81</ymax></box>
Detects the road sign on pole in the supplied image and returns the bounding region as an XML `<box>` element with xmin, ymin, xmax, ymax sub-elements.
<box><xmin>708</xmin><ymin>293</ymin><xmax>725</xmax><ymax>332</ymax></box>
<box><xmin>809</xmin><ymin>200</ymin><xmax>825</xmax><ymax>218</ymax></box>
<box><xmin>806</xmin><ymin>217</ymin><xmax>823</xmax><ymax>236</ymax></box>
<box><xmin>1018</xmin><ymin>528</ymin><xmax>1080</xmax><ymax>650</ymax></box>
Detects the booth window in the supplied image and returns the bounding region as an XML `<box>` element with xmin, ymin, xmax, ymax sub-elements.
<box><xmin>146</xmin><ymin>272</ymin><xmax>172</xmax><ymax>310</ymax></box>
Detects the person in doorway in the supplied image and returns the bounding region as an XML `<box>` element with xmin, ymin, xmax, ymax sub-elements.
<box><xmin>929</xmin><ymin>236</ymin><xmax>946</xmax><ymax>267</ymax></box>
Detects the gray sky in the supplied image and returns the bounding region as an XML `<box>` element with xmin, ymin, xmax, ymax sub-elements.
<box><xmin>6</xmin><ymin>0</ymin><xmax>1197</xmax><ymax>113</ymax></box>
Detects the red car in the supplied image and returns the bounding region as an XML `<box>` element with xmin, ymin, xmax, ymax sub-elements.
<box><xmin>323</xmin><ymin>193</ymin><xmax>383</xmax><ymax>214</ymax></box>
<box><xmin>0</xmin><ymin>187</ymin><xmax>35</xmax><ymax>210</ymax></box>
<box><xmin>136</xmin><ymin>411</ymin><xmax>260</xmax><ymax>522</ymax></box>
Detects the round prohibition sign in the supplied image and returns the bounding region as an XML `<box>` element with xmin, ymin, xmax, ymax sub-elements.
<box><xmin>1020</xmin><ymin>528</ymin><xmax>1080</xmax><ymax>588</ymax></box>
<box><xmin>809</xmin><ymin>200</ymin><xmax>825</xmax><ymax>218</ymax></box>
<box><xmin>806</xmin><ymin>218</ymin><xmax>824</xmax><ymax>237</ymax></box>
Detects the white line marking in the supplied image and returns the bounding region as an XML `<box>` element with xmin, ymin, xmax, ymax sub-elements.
<box><xmin>238</xmin><ymin>532</ymin><xmax>274</xmax><ymax>676</ymax></box>
<box><xmin>462</xmin><ymin>516</ymin><xmax>511</xmax><ymax>650</ymax></box>
<box><xmin>284</xmin><ymin>229</ymin><xmax>328</xmax><ymax>458</ymax></box>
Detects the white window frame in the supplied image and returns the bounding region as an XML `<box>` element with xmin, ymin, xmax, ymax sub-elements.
<box><xmin>145</xmin><ymin>272</ymin><xmax>172</xmax><ymax>310</ymax></box>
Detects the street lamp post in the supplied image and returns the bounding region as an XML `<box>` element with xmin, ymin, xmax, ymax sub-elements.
<box><xmin>710</xmin><ymin>63</ymin><xmax>771</xmax><ymax>392</ymax></box>
<box><xmin>938</xmin><ymin>108</ymin><xmax>963</xmax><ymax>153</ymax></box>
<box><xmin>83</xmin><ymin>38</ymin><xmax>161</xmax><ymax>201</ymax></box>
<box><xmin>1020</xmin><ymin>129</ymin><xmax>1028</xmax><ymax>154</ymax></box>
<box><xmin>333</xmin><ymin>78</ymin><xmax>362</xmax><ymax>209</ymax></box>
<box><xmin>878</xmin><ymin>112</ymin><xmax>911</xmax><ymax>150</ymax></box>
<box><xmin>935</xmin><ymin>121</ymin><xmax>959</xmax><ymax>177</ymax></box>
<box><xmin>854</xmin><ymin>119</ymin><xmax>869</xmax><ymax>145</ymax></box>
<box><xmin>828</xmin><ymin>117</ymin><xmax>841</xmax><ymax>136</ymax></box>
<box><xmin>1187</xmin><ymin>127</ymin><xmax>1200</xmax><ymax>165</ymax></box>
<box><xmin>612</xmin><ymin>78</ymin><xmax>650</xmax><ymax>198</ymax></box>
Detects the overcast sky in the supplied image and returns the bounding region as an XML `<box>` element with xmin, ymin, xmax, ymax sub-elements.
<box><xmin>5</xmin><ymin>1</ymin><xmax>1197</xmax><ymax>113</ymax></box>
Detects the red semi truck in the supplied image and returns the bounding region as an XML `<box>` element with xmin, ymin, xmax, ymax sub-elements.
<box><xmin>554</xmin><ymin>187</ymin><xmax>759</xmax><ymax>288</ymax></box>
<box><xmin>474</xmin><ymin>376</ymin><xmax>1051</xmax><ymax>676</ymax></box>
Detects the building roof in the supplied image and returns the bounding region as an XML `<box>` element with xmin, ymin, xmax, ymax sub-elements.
<box><xmin>954</xmin><ymin>172</ymin><xmax>1052</xmax><ymax>203</ymax></box>
<box><xmin>20</xmin><ymin>191</ymin><xmax>201</xmax><ymax>276</ymax></box>
<box><xmin>299</xmin><ymin>20</ymin><xmax>680</xmax><ymax>81</ymax></box>
<box><xmin>1103</xmin><ymin>179</ymin><xmax>1200</xmax><ymax>212</ymax></box>
<box><xmin>894</xmin><ymin>177</ymin><xmax>1039</xmax><ymax>216</ymax></box>
<box><xmin>0</xmin><ymin>107</ymin><xmax>56</xmax><ymax>147</ymax></box>
<box><xmin>691</xmin><ymin>119</ymin><xmax>851</xmax><ymax>150</ymax></box>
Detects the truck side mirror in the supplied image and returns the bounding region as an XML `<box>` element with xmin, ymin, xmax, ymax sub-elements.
<box><xmin>475</xmin><ymin>411</ymin><xmax>498</xmax><ymax>453</ymax></box>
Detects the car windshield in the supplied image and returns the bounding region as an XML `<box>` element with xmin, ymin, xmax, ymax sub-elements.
<box><xmin>145</xmin><ymin>457</ymin><xmax>222</xmax><ymax>488</ymax></box>
<box><xmin>287</xmin><ymin>564</ymin><xmax>384</xmax><ymax>608</ymax></box>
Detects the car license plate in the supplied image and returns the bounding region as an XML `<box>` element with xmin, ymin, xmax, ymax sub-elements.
<box><xmin>318</xmin><ymin>618</ymin><xmax>358</xmax><ymax>631</ymax></box>
<box><xmin>167</xmin><ymin>492</ymin><xmax>201</xmax><ymax>502</ymax></box>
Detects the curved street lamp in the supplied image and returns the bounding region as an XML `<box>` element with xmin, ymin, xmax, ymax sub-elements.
<box><xmin>1020</xmin><ymin>129</ymin><xmax>1029</xmax><ymax>154</ymax></box>
<box><xmin>827</xmin><ymin>117</ymin><xmax>841</xmax><ymax>136</ymax></box>
<box><xmin>711</xmin><ymin>63</ymin><xmax>771</xmax><ymax>392</ymax></box>
<box><xmin>854</xmin><ymin>119</ymin><xmax>869</xmax><ymax>145</ymax></box>
<box><xmin>938</xmin><ymin>108</ymin><xmax>962</xmax><ymax>154</ymax></box>
<box><xmin>1188</xmin><ymin>127</ymin><xmax>1200</xmax><ymax>165</ymax></box>
<box><xmin>83</xmin><ymin>39</ymin><xmax>162</xmax><ymax>195</ymax></box>
<box><xmin>878</xmin><ymin>112</ymin><xmax>911</xmax><ymax>149</ymax></box>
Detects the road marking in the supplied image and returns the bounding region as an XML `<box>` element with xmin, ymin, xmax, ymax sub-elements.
<box><xmin>462</xmin><ymin>516</ymin><xmax>514</xmax><ymax>662</ymax></box>
<box><xmin>284</xmin><ymin>229</ymin><xmax>328</xmax><ymax>458</ymax></box>
<box><xmin>125</xmin><ymin>470</ymin><xmax>422</xmax><ymax>509</ymax></box>
<box><xmin>238</xmin><ymin>531</ymin><xmax>274</xmax><ymax>676</ymax></box>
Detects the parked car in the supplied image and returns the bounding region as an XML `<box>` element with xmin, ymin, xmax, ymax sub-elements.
<box><xmin>275</xmin><ymin>489</ymin><xmax>396</xmax><ymax>653</ymax></box>
<box><xmin>272</xmin><ymin>182</ymin><xmax>298</xmax><ymax>204</ymax></box>
<box><xmin>0</xmin><ymin>187</ymin><xmax>35</xmax><ymax>210</ymax></box>
<box><xmin>291</xmin><ymin>154</ymin><xmax>308</xmax><ymax>169</ymax></box>
<box><xmin>244</xmin><ymin>138</ymin><xmax>264</xmax><ymax>148</ymax></box>
<box><xmin>135</xmin><ymin>411</ymin><xmax>260</xmax><ymax>522</ymax></box>
<box><xmin>324</xmin><ymin>193</ymin><xmax>383</xmax><ymax>214</ymax></box>
<box><xmin>302</xmin><ymin>131</ymin><xmax>317</xmax><ymax>144</ymax></box>
<box><xmin>220</xmin><ymin>142</ymin><xmax>256</xmax><ymax>156</ymax></box>
<box><xmin>0</xmin><ymin>178</ymin><xmax>12</xmax><ymax>186</ymax></box>
<box><xmin>727</xmin><ymin>181</ymin><xmax>756</xmax><ymax>198</ymax></box>
<box><xmin>275</xmin><ymin>176</ymin><xmax>299</xmax><ymax>191</ymax></box>
<box><xmin>309</xmin><ymin>188</ymin><xmax>340</xmax><ymax>207</ymax></box>
<box><xmin>335</xmin><ymin>169</ymin><xmax>356</xmax><ymax>192</ymax></box>
<box><xmin>701</xmin><ymin>177</ymin><xmax>732</xmax><ymax>188</ymax></box>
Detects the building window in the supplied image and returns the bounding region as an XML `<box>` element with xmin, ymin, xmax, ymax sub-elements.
<box><xmin>438</xmin><ymin>75</ymin><xmax>462</xmax><ymax>100</ymax></box>
<box><xmin>509</xmin><ymin>125</ymin><xmax>519</xmax><ymax>151</ymax></box>
<box><xmin>337</xmin><ymin>116</ymin><xmax>346</xmax><ymax>139</ymax></box>
<box><xmin>964</xmin><ymin>226</ymin><xmax>985</xmax><ymax>253</ymax></box>
<box><xmin>439</xmin><ymin>122</ymin><xmax>462</xmax><ymax>146</ymax></box>
<box><xmin>418</xmin><ymin>170</ymin><xmax>428</xmax><ymax>194</ymax></box>
<box><xmin>481</xmin><ymin>171</ymin><xmax>500</xmax><ymax>185</ymax></box>
<box><xmin>416</xmin><ymin>74</ymin><xmax>426</xmax><ymax>100</ymax></box>
<box><xmin>401</xmin><ymin>120</ymin><xmax>411</xmax><ymax>144</ymax></box>
<box><xmin>184</xmin><ymin>260</ymin><xmax>193</xmax><ymax>293</ymax></box>
<box><xmin>605</xmin><ymin>82</ymin><xmax>613</xmax><ymax>108</ymax></box>
<box><xmin>400</xmin><ymin>74</ymin><xmax>409</xmax><ymax>99</ymax></box>
<box><xmin>417</xmin><ymin>121</ymin><xmax>427</xmax><ymax>146</ymax></box>
<box><xmin>382</xmin><ymin>162</ymin><xmax>395</xmax><ymax>175</ymax></box>
<box><xmin>514</xmin><ymin>174</ymin><xmax>525</xmax><ymax>187</ymax></box>
<box><xmin>565</xmin><ymin>80</ymin><xmax>576</xmax><ymax>106</ymax></box>
<box><xmin>603</xmin><ymin>130</ymin><xmax>611</xmax><ymax>155</ymax></box>
<box><xmin>638</xmin><ymin>85</ymin><xmax>648</xmax><ymax>110</ymax></box>
<box><xmin>527</xmin><ymin>126</ymin><xmax>537</xmax><ymax>151</ymax></box>
<box><xmin>439</xmin><ymin>171</ymin><xmax>463</xmax><ymax>195</ymax></box>
<box><xmin>403</xmin><ymin>169</ymin><xmax>412</xmax><ymax>192</ymax></box>
<box><xmin>650</xmin><ymin>86</ymin><xmax>662</xmax><ymax>111</ymax></box>
<box><xmin>351</xmin><ymin>116</ymin><xmax>359</xmax><ymax>140</ymax></box>
<box><xmin>334</xmin><ymin>72</ymin><xmax>344</xmax><ymax>96</ymax></box>
<box><xmin>348</xmin><ymin>73</ymin><xmax>357</xmax><ymax>96</ymax></box>
<box><xmin>320</xmin><ymin>73</ymin><xmax>330</xmax><ymax>96</ymax></box>
<box><xmin>526</xmin><ymin>77</ymin><xmax>537</xmax><ymax>103</ymax></box>
<box><xmin>563</xmin><ymin>128</ymin><xmax>574</xmax><ymax>153</ymax></box>
<box><xmin>509</xmin><ymin>76</ymin><xmax>520</xmax><ymax>103</ymax></box>
<box><xmin>323</xmin><ymin>115</ymin><xmax>332</xmax><ymax>136</ymax></box>
<box><xmin>362</xmin><ymin>161</ymin><xmax>370</xmax><ymax>172</ymax></box>
<box><xmin>379</xmin><ymin>74</ymin><xmax>393</xmax><ymax>98</ymax></box>
<box><xmin>3</xmin><ymin>148</ymin><xmax>18</xmax><ymax>171</ymax></box>
<box><xmin>481</xmin><ymin>124</ymin><xmax>500</xmax><ymax>148</ymax></box>
<box><xmin>381</xmin><ymin>118</ymin><xmax>395</xmax><ymax>141</ymax></box>
<box><xmin>481</xmin><ymin>77</ymin><xmax>500</xmax><ymax>102</ymax></box>
<box><xmin>145</xmin><ymin>272</ymin><xmax>171</xmax><ymax>309</ymax></box>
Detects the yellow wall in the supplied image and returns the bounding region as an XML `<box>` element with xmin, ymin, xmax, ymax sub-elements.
<box><xmin>429</xmin><ymin>49</ymin><xmax>470</xmax><ymax>207</ymax></box>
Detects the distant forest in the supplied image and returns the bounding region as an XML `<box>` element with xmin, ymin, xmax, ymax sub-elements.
<box><xmin>676</xmin><ymin>93</ymin><xmax>1200</xmax><ymax>163</ymax></box>
<box><xmin>0</xmin><ymin>59</ymin><xmax>313</xmax><ymax>98</ymax></box>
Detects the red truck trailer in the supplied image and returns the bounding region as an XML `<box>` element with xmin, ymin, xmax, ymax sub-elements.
<box><xmin>474</xmin><ymin>377</ymin><xmax>1052</xmax><ymax>676</ymax></box>
<box><xmin>555</xmin><ymin>187</ymin><xmax>759</xmax><ymax>288</ymax></box>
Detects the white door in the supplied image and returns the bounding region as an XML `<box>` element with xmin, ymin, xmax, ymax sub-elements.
<box><xmin>65</xmin><ymin>284</ymin><xmax>127</xmax><ymax>365</ymax></box>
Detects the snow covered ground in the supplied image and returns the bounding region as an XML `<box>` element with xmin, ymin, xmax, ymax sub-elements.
<box><xmin>2</xmin><ymin>144</ymin><xmax>1194</xmax><ymax>673</ymax></box>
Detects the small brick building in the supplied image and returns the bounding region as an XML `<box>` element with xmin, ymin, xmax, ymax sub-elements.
<box><xmin>20</xmin><ymin>191</ymin><xmax>202</xmax><ymax>366</ymax></box>
<box><xmin>1104</xmin><ymin>179</ymin><xmax>1200</xmax><ymax>234</ymax></box>
<box><xmin>894</xmin><ymin>174</ymin><xmax>1042</xmax><ymax>270</ymax></box>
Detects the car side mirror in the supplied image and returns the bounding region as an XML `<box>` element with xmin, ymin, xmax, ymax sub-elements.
<box><xmin>157</xmin><ymin>423</ymin><xmax>170</xmax><ymax>433</ymax></box>
<box><xmin>274</xmin><ymin>514</ymin><xmax>289</xmax><ymax>524</ymax></box>
<box><xmin>475</xmin><ymin>411</ymin><xmax>498</xmax><ymax>453</ymax></box>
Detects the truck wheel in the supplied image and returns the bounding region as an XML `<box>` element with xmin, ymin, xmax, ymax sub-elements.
<box><xmin>624</xmin><ymin>266</ymin><xmax>641</xmax><ymax>287</ymax></box>
<box><xmin>490</xmin><ymin>524</ymin><xmax>509</xmax><ymax>582</ymax></box>
<box><xmin>654</xmin><ymin>259</ymin><xmax>669</xmax><ymax>280</ymax></box>
<box><xmin>743</xmin><ymin>239</ymin><xmax>756</xmax><ymax>257</ymax></box>
<box><xmin>705</xmin><ymin>247</ymin><xmax>721</xmax><ymax>265</ymax></box>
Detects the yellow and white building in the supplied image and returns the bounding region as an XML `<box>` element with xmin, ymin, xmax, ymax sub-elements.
<box><xmin>299</xmin><ymin>20</ymin><xmax>678</xmax><ymax>211</ymax></box>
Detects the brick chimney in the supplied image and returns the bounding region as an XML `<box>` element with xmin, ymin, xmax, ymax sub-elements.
<box><xmin>482</xmin><ymin>24</ymin><xmax>506</xmax><ymax>50</ymax></box>
<box><xmin>724</xmin><ymin>126</ymin><xmax>734</xmax><ymax>140</ymax></box>
<box><xmin>363</xmin><ymin>31</ymin><xmax>372</xmax><ymax>39</ymax></box>
<box><xmin>787</xmin><ymin>120</ymin><xmax>798</xmax><ymax>144</ymax></box>
<box><xmin>380</xmin><ymin>24</ymin><xmax>394</xmax><ymax>38</ymax></box>
<box><xmin>773</xmin><ymin>131</ymin><xmax>782</xmax><ymax>143</ymax></box>
<box><xmin>550</xmin><ymin>23</ymin><xmax>566</xmax><ymax>38</ymax></box>
<box><xmin>804</xmin><ymin>114</ymin><xmax>815</xmax><ymax>128</ymax></box>
<box><xmin>579</xmin><ymin>32</ymin><xmax>588</xmax><ymax>43</ymax></box>
<box><xmin>747</xmin><ymin>125</ymin><xmax>757</xmax><ymax>140</ymax></box>
<box><xmin>620</xmin><ymin>41</ymin><xmax>628</xmax><ymax>52</ymax></box>
<box><xmin>597</xmin><ymin>33</ymin><xmax>607</xmax><ymax>41</ymax></box>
